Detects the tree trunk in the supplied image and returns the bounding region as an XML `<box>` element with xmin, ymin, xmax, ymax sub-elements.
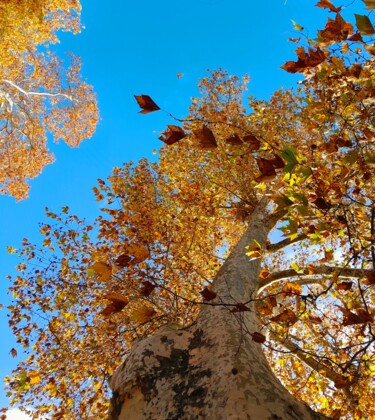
<box><xmin>108</xmin><ymin>204</ymin><xmax>329</xmax><ymax>419</ymax></box>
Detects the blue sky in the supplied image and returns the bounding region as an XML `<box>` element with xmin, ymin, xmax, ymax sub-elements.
<box><xmin>0</xmin><ymin>0</ymin><xmax>353</xmax><ymax>412</ymax></box>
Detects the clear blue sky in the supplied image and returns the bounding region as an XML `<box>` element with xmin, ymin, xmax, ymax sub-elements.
<box><xmin>0</xmin><ymin>0</ymin><xmax>358</xmax><ymax>411</ymax></box>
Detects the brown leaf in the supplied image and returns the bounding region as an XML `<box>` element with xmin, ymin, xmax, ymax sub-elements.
<box><xmin>10</xmin><ymin>348</ymin><xmax>17</xmax><ymax>358</ymax></box>
<box><xmin>309</xmin><ymin>314</ymin><xmax>323</xmax><ymax>324</ymax></box>
<box><xmin>115</xmin><ymin>254</ymin><xmax>132</xmax><ymax>268</ymax></box>
<box><xmin>318</xmin><ymin>14</ymin><xmax>353</xmax><ymax>44</ymax></box>
<box><xmin>281</xmin><ymin>47</ymin><xmax>326</xmax><ymax>73</ymax></box>
<box><xmin>343</xmin><ymin>309</ymin><xmax>373</xmax><ymax>325</ymax></box>
<box><xmin>362</xmin><ymin>270</ymin><xmax>375</xmax><ymax>285</ymax></box>
<box><xmin>225</xmin><ymin>134</ymin><xmax>243</xmax><ymax>145</ymax></box>
<box><xmin>193</xmin><ymin>126</ymin><xmax>217</xmax><ymax>150</ymax></box>
<box><xmin>314</xmin><ymin>197</ymin><xmax>331</xmax><ymax>210</ymax></box>
<box><xmin>269</xmin><ymin>154</ymin><xmax>286</xmax><ymax>169</ymax></box>
<box><xmin>315</xmin><ymin>0</ymin><xmax>341</xmax><ymax>13</ymax></box>
<box><xmin>140</xmin><ymin>280</ymin><xmax>156</xmax><ymax>297</ymax></box>
<box><xmin>270</xmin><ymin>309</ymin><xmax>298</xmax><ymax>325</ymax></box>
<box><xmin>231</xmin><ymin>303</ymin><xmax>251</xmax><ymax>313</ymax></box>
<box><xmin>255</xmin><ymin>158</ymin><xmax>276</xmax><ymax>182</ymax></box>
<box><xmin>242</xmin><ymin>134</ymin><xmax>261</xmax><ymax>151</ymax></box>
<box><xmin>336</xmin><ymin>281</ymin><xmax>353</xmax><ymax>291</ymax></box>
<box><xmin>252</xmin><ymin>332</ymin><xmax>266</xmax><ymax>343</ymax></box>
<box><xmin>159</xmin><ymin>125</ymin><xmax>186</xmax><ymax>145</ymax></box>
<box><xmin>259</xmin><ymin>269</ymin><xmax>270</xmax><ymax>279</ymax></box>
<box><xmin>134</xmin><ymin>95</ymin><xmax>160</xmax><ymax>114</ymax></box>
<box><xmin>200</xmin><ymin>287</ymin><xmax>217</xmax><ymax>301</ymax></box>
<box><xmin>100</xmin><ymin>293</ymin><xmax>129</xmax><ymax>316</ymax></box>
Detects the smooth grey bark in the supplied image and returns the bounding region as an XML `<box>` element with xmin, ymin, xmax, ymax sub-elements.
<box><xmin>108</xmin><ymin>204</ymin><xmax>329</xmax><ymax>419</ymax></box>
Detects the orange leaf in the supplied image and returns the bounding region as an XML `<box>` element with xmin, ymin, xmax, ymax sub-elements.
<box><xmin>283</xmin><ymin>282</ymin><xmax>302</xmax><ymax>295</ymax></box>
<box><xmin>259</xmin><ymin>269</ymin><xmax>270</xmax><ymax>280</ymax></box>
<box><xmin>225</xmin><ymin>134</ymin><xmax>243</xmax><ymax>145</ymax></box>
<box><xmin>100</xmin><ymin>293</ymin><xmax>129</xmax><ymax>316</ymax></box>
<box><xmin>270</xmin><ymin>309</ymin><xmax>298</xmax><ymax>325</ymax></box>
<box><xmin>140</xmin><ymin>281</ymin><xmax>156</xmax><ymax>297</ymax></box>
<box><xmin>134</xmin><ymin>95</ymin><xmax>160</xmax><ymax>114</ymax></box>
<box><xmin>91</xmin><ymin>262</ymin><xmax>112</xmax><ymax>282</ymax></box>
<box><xmin>315</xmin><ymin>0</ymin><xmax>341</xmax><ymax>13</ymax></box>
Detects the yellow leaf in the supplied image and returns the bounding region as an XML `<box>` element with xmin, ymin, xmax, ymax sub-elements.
<box><xmin>90</xmin><ymin>262</ymin><xmax>112</xmax><ymax>282</ymax></box>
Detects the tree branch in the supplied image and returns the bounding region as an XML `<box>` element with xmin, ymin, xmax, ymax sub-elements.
<box><xmin>269</xmin><ymin>330</ymin><xmax>348</xmax><ymax>384</ymax></box>
<box><xmin>266</xmin><ymin>233</ymin><xmax>308</xmax><ymax>253</ymax></box>
<box><xmin>259</xmin><ymin>266</ymin><xmax>372</xmax><ymax>292</ymax></box>
<box><xmin>3</xmin><ymin>79</ymin><xmax>73</xmax><ymax>101</ymax></box>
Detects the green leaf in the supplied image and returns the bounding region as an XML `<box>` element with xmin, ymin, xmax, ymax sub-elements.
<box><xmin>291</xmin><ymin>263</ymin><xmax>304</xmax><ymax>273</ymax></box>
<box><xmin>282</xmin><ymin>147</ymin><xmax>298</xmax><ymax>174</ymax></box>
<box><xmin>291</xmin><ymin>19</ymin><xmax>304</xmax><ymax>31</ymax></box>
<box><xmin>274</xmin><ymin>194</ymin><xmax>293</xmax><ymax>209</ymax></box>
<box><xmin>355</xmin><ymin>14</ymin><xmax>375</xmax><ymax>35</ymax></box>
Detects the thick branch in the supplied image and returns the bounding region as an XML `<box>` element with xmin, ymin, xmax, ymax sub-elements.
<box><xmin>3</xmin><ymin>79</ymin><xmax>73</xmax><ymax>101</ymax></box>
<box><xmin>259</xmin><ymin>266</ymin><xmax>372</xmax><ymax>292</ymax></box>
<box><xmin>266</xmin><ymin>233</ymin><xmax>308</xmax><ymax>253</ymax></box>
<box><xmin>269</xmin><ymin>330</ymin><xmax>347</xmax><ymax>384</ymax></box>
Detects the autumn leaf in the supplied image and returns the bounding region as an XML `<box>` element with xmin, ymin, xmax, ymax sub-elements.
<box><xmin>200</xmin><ymin>287</ymin><xmax>217</xmax><ymax>301</ymax></box>
<box><xmin>315</xmin><ymin>0</ymin><xmax>341</xmax><ymax>13</ymax></box>
<box><xmin>362</xmin><ymin>0</ymin><xmax>375</xmax><ymax>10</ymax></box>
<box><xmin>100</xmin><ymin>293</ymin><xmax>129</xmax><ymax>316</ymax></box>
<box><xmin>282</xmin><ymin>282</ymin><xmax>302</xmax><ymax>295</ymax></box>
<box><xmin>251</xmin><ymin>332</ymin><xmax>266</xmax><ymax>343</ymax></box>
<box><xmin>255</xmin><ymin>158</ymin><xmax>276</xmax><ymax>182</ymax></box>
<box><xmin>225</xmin><ymin>134</ymin><xmax>243</xmax><ymax>145</ymax></box>
<box><xmin>231</xmin><ymin>303</ymin><xmax>251</xmax><ymax>313</ymax></box>
<box><xmin>242</xmin><ymin>134</ymin><xmax>261</xmax><ymax>151</ymax></box>
<box><xmin>130</xmin><ymin>304</ymin><xmax>157</xmax><ymax>323</ymax></box>
<box><xmin>127</xmin><ymin>244</ymin><xmax>150</xmax><ymax>264</ymax></box>
<box><xmin>140</xmin><ymin>281</ymin><xmax>156</xmax><ymax>297</ymax></box>
<box><xmin>270</xmin><ymin>309</ymin><xmax>299</xmax><ymax>326</ymax></box>
<box><xmin>134</xmin><ymin>95</ymin><xmax>160</xmax><ymax>114</ymax></box>
<box><xmin>246</xmin><ymin>239</ymin><xmax>262</xmax><ymax>259</ymax></box>
<box><xmin>193</xmin><ymin>126</ymin><xmax>217</xmax><ymax>150</ymax></box>
<box><xmin>336</xmin><ymin>281</ymin><xmax>353</xmax><ymax>291</ymax></box>
<box><xmin>115</xmin><ymin>254</ymin><xmax>132</xmax><ymax>268</ymax></box>
<box><xmin>10</xmin><ymin>348</ymin><xmax>17</xmax><ymax>358</ymax></box>
<box><xmin>90</xmin><ymin>262</ymin><xmax>112</xmax><ymax>282</ymax></box>
<box><xmin>159</xmin><ymin>125</ymin><xmax>186</xmax><ymax>145</ymax></box>
<box><xmin>355</xmin><ymin>14</ymin><xmax>375</xmax><ymax>35</ymax></box>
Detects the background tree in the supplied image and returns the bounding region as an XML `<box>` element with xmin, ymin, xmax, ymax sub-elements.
<box><xmin>4</xmin><ymin>0</ymin><xmax>375</xmax><ymax>418</ymax></box>
<box><xmin>0</xmin><ymin>0</ymin><xmax>98</xmax><ymax>200</ymax></box>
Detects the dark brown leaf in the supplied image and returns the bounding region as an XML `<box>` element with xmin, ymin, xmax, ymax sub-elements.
<box><xmin>336</xmin><ymin>281</ymin><xmax>353</xmax><ymax>291</ymax></box>
<box><xmin>315</xmin><ymin>0</ymin><xmax>341</xmax><ymax>13</ymax></box>
<box><xmin>115</xmin><ymin>254</ymin><xmax>132</xmax><ymax>268</ymax></box>
<box><xmin>200</xmin><ymin>287</ymin><xmax>217</xmax><ymax>301</ymax></box>
<box><xmin>314</xmin><ymin>197</ymin><xmax>331</xmax><ymax>210</ymax></box>
<box><xmin>252</xmin><ymin>332</ymin><xmax>266</xmax><ymax>343</ymax></box>
<box><xmin>270</xmin><ymin>309</ymin><xmax>298</xmax><ymax>325</ymax></box>
<box><xmin>100</xmin><ymin>293</ymin><xmax>129</xmax><ymax>316</ymax></box>
<box><xmin>134</xmin><ymin>95</ymin><xmax>160</xmax><ymax>114</ymax></box>
<box><xmin>140</xmin><ymin>280</ymin><xmax>156</xmax><ymax>297</ymax></box>
<box><xmin>159</xmin><ymin>125</ymin><xmax>186</xmax><ymax>145</ymax></box>
<box><xmin>242</xmin><ymin>134</ymin><xmax>261</xmax><ymax>151</ymax></box>
<box><xmin>225</xmin><ymin>134</ymin><xmax>243</xmax><ymax>145</ymax></box>
<box><xmin>255</xmin><ymin>158</ymin><xmax>277</xmax><ymax>182</ymax></box>
<box><xmin>193</xmin><ymin>126</ymin><xmax>217</xmax><ymax>150</ymax></box>
<box><xmin>231</xmin><ymin>303</ymin><xmax>251</xmax><ymax>313</ymax></box>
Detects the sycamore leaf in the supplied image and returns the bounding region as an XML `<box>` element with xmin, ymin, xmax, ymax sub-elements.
<box><xmin>281</xmin><ymin>47</ymin><xmax>326</xmax><ymax>73</ymax></box>
<box><xmin>140</xmin><ymin>281</ymin><xmax>156</xmax><ymax>297</ymax></box>
<box><xmin>28</xmin><ymin>372</ymin><xmax>41</xmax><ymax>385</ymax></box>
<box><xmin>127</xmin><ymin>244</ymin><xmax>150</xmax><ymax>264</ymax></box>
<box><xmin>283</xmin><ymin>282</ymin><xmax>302</xmax><ymax>295</ymax></box>
<box><xmin>270</xmin><ymin>309</ymin><xmax>299</xmax><ymax>325</ymax></box>
<box><xmin>259</xmin><ymin>269</ymin><xmax>270</xmax><ymax>280</ymax></box>
<box><xmin>134</xmin><ymin>95</ymin><xmax>160</xmax><ymax>114</ymax></box>
<box><xmin>255</xmin><ymin>158</ymin><xmax>276</xmax><ymax>182</ymax></box>
<box><xmin>336</xmin><ymin>281</ymin><xmax>353</xmax><ymax>291</ymax></box>
<box><xmin>315</xmin><ymin>0</ymin><xmax>341</xmax><ymax>12</ymax></box>
<box><xmin>200</xmin><ymin>287</ymin><xmax>217</xmax><ymax>301</ymax></box>
<box><xmin>159</xmin><ymin>125</ymin><xmax>186</xmax><ymax>145</ymax></box>
<box><xmin>362</xmin><ymin>0</ymin><xmax>375</xmax><ymax>10</ymax></box>
<box><xmin>231</xmin><ymin>303</ymin><xmax>251</xmax><ymax>313</ymax></box>
<box><xmin>225</xmin><ymin>134</ymin><xmax>243</xmax><ymax>145</ymax></box>
<box><xmin>252</xmin><ymin>332</ymin><xmax>266</xmax><ymax>343</ymax></box>
<box><xmin>10</xmin><ymin>348</ymin><xmax>17</xmax><ymax>358</ymax></box>
<box><xmin>281</xmin><ymin>147</ymin><xmax>298</xmax><ymax>174</ymax></box>
<box><xmin>242</xmin><ymin>134</ymin><xmax>261</xmax><ymax>151</ymax></box>
<box><xmin>193</xmin><ymin>126</ymin><xmax>217</xmax><ymax>150</ymax></box>
<box><xmin>291</xmin><ymin>19</ymin><xmax>304</xmax><ymax>31</ymax></box>
<box><xmin>309</xmin><ymin>314</ymin><xmax>323</xmax><ymax>324</ymax></box>
<box><xmin>355</xmin><ymin>14</ymin><xmax>375</xmax><ymax>35</ymax></box>
<box><xmin>90</xmin><ymin>262</ymin><xmax>112</xmax><ymax>282</ymax></box>
<box><xmin>246</xmin><ymin>239</ymin><xmax>262</xmax><ymax>259</ymax></box>
<box><xmin>100</xmin><ymin>293</ymin><xmax>129</xmax><ymax>316</ymax></box>
<box><xmin>115</xmin><ymin>254</ymin><xmax>132</xmax><ymax>268</ymax></box>
<box><xmin>273</xmin><ymin>194</ymin><xmax>293</xmax><ymax>209</ymax></box>
<box><xmin>130</xmin><ymin>304</ymin><xmax>157</xmax><ymax>323</ymax></box>
<box><xmin>314</xmin><ymin>197</ymin><xmax>331</xmax><ymax>210</ymax></box>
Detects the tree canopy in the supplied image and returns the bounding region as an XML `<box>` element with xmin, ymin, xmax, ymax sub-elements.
<box><xmin>0</xmin><ymin>0</ymin><xmax>98</xmax><ymax>200</ymax></box>
<box><xmin>3</xmin><ymin>0</ymin><xmax>375</xmax><ymax>418</ymax></box>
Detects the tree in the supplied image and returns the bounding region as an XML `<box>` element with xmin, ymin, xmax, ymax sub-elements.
<box><xmin>4</xmin><ymin>1</ymin><xmax>375</xmax><ymax>418</ymax></box>
<box><xmin>0</xmin><ymin>0</ymin><xmax>98</xmax><ymax>200</ymax></box>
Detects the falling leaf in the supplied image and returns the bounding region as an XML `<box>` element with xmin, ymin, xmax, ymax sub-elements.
<box><xmin>252</xmin><ymin>332</ymin><xmax>266</xmax><ymax>343</ymax></box>
<box><xmin>193</xmin><ymin>126</ymin><xmax>217</xmax><ymax>150</ymax></box>
<box><xmin>134</xmin><ymin>95</ymin><xmax>160</xmax><ymax>114</ymax></box>
<box><xmin>10</xmin><ymin>348</ymin><xmax>17</xmax><ymax>358</ymax></box>
<box><xmin>159</xmin><ymin>125</ymin><xmax>186</xmax><ymax>145</ymax></box>
<box><xmin>200</xmin><ymin>287</ymin><xmax>217</xmax><ymax>301</ymax></box>
<box><xmin>177</xmin><ymin>73</ymin><xmax>184</xmax><ymax>79</ymax></box>
<box><xmin>315</xmin><ymin>0</ymin><xmax>341</xmax><ymax>13</ymax></box>
<box><xmin>291</xmin><ymin>19</ymin><xmax>304</xmax><ymax>31</ymax></box>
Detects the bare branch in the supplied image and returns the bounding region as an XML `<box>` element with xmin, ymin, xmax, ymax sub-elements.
<box><xmin>266</xmin><ymin>233</ymin><xmax>308</xmax><ymax>253</ymax></box>
<box><xmin>3</xmin><ymin>79</ymin><xmax>73</xmax><ymax>102</ymax></box>
<box><xmin>259</xmin><ymin>266</ymin><xmax>372</xmax><ymax>292</ymax></box>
